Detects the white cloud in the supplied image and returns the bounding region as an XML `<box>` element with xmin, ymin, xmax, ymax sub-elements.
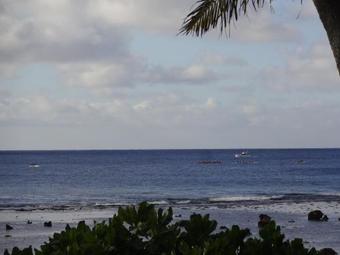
<box><xmin>0</xmin><ymin>93</ymin><xmax>214</xmax><ymax>126</ymax></box>
<box><xmin>2</xmin><ymin>92</ymin><xmax>340</xmax><ymax>149</ymax></box>
<box><xmin>232</xmin><ymin>10</ymin><xmax>301</xmax><ymax>43</ymax></box>
<box><xmin>58</xmin><ymin>60</ymin><xmax>142</xmax><ymax>89</ymax></box>
<box><xmin>0</xmin><ymin>0</ymin><xmax>303</xmax><ymax>65</ymax></box>
<box><xmin>0</xmin><ymin>0</ymin><xmax>339</xmax><ymax>149</ymax></box>
<box><xmin>85</xmin><ymin>0</ymin><xmax>193</xmax><ymax>33</ymax></box>
<box><xmin>199</xmin><ymin>52</ymin><xmax>248</xmax><ymax>67</ymax></box>
<box><xmin>145</xmin><ymin>64</ymin><xmax>220</xmax><ymax>86</ymax></box>
<box><xmin>57</xmin><ymin>60</ymin><xmax>220</xmax><ymax>93</ymax></box>
<box><xmin>0</xmin><ymin>0</ymin><xmax>226</xmax><ymax>90</ymax></box>
<box><xmin>0</xmin><ymin>0</ymin><xmax>132</xmax><ymax>82</ymax></box>
<box><xmin>0</xmin><ymin>0</ymin><xmax>313</xmax><ymax>91</ymax></box>
<box><xmin>260</xmin><ymin>42</ymin><xmax>340</xmax><ymax>91</ymax></box>
<box><xmin>133</xmin><ymin>101</ymin><xmax>151</xmax><ymax>112</ymax></box>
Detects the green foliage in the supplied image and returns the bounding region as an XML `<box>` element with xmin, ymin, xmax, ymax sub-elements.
<box><xmin>4</xmin><ymin>202</ymin><xmax>326</xmax><ymax>255</ymax></box>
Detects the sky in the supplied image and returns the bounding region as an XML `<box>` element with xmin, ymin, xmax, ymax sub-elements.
<box><xmin>0</xmin><ymin>0</ymin><xmax>339</xmax><ymax>150</ymax></box>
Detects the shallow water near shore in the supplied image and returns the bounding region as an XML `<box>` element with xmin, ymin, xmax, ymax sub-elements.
<box><xmin>1</xmin><ymin>149</ymin><xmax>340</xmax><ymax>252</ymax></box>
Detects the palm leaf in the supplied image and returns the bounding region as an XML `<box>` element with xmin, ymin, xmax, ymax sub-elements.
<box><xmin>180</xmin><ymin>0</ymin><xmax>273</xmax><ymax>36</ymax></box>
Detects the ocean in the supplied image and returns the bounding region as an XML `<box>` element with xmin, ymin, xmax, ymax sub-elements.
<box><xmin>1</xmin><ymin>149</ymin><xmax>340</xmax><ymax>252</ymax></box>
<box><xmin>1</xmin><ymin>149</ymin><xmax>340</xmax><ymax>210</ymax></box>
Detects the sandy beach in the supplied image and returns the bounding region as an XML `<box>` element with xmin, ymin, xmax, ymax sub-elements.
<box><xmin>1</xmin><ymin>201</ymin><xmax>340</xmax><ymax>254</ymax></box>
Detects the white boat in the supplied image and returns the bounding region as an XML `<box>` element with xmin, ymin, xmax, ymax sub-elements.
<box><xmin>234</xmin><ymin>151</ymin><xmax>250</xmax><ymax>158</ymax></box>
<box><xmin>29</xmin><ymin>163</ymin><xmax>40</xmax><ymax>168</ymax></box>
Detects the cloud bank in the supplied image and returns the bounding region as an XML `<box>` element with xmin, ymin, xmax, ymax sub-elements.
<box><xmin>0</xmin><ymin>0</ymin><xmax>339</xmax><ymax>149</ymax></box>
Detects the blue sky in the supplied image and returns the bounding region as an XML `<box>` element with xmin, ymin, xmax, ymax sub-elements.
<box><xmin>0</xmin><ymin>0</ymin><xmax>339</xmax><ymax>149</ymax></box>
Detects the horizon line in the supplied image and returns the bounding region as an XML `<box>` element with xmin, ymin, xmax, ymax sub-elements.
<box><xmin>1</xmin><ymin>147</ymin><xmax>340</xmax><ymax>152</ymax></box>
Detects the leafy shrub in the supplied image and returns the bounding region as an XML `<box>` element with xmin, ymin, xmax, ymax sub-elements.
<box><xmin>4</xmin><ymin>202</ymin><xmax>326</xmax><ymax>255</ymax></box>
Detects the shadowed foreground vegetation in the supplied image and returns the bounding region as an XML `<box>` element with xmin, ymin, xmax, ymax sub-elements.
<box><xmin>4</xmin><ymin>202</ymin><xmax>334</xmax><ymax>255</ymax></box>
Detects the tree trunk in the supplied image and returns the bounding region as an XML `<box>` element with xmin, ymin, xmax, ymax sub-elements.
<box><xmin>313</xmin><ymin>0</ymin><xmax>340</xmax><ymax>76</ymax></box>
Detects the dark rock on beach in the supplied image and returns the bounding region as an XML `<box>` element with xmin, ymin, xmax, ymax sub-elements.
<box><xmin>44</xmin><ymin>221</ymin><xmax>52</xmax><ymax>227</ymax></box>
<box><xmin>308</xmin><ymin>210</ymin><xmax>323</xmax><ymax>220</ymax></box>
<box><xmin>319</xmin><ymin>248</ymin><xmax>338</xmax><ymax>255</ymax></box>
<box><xmin>258</xmin><ymin>214</ymin><xmax>271</xmax><ymax>228</ymax></box>
<box><xmin>308</xmin><ymin>210</ymin><xmax>328</xmax><ymax>221</ymax></box>
<box><xmin>5</xmin><ymin>224</ymin><xmax>13</xmax><ymax>231</ymax></box>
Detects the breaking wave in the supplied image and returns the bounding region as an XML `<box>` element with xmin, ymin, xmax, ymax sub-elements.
<box><xmin>1</xmin><ymin>192</ymin><xmax>340</xmax><ymax>212</ymax></box>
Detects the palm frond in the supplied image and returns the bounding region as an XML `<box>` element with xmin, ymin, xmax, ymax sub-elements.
<box><xmin>180</xmin><ymin>0</ymin><xmax>272</xmax><ymax>36</ymax></box>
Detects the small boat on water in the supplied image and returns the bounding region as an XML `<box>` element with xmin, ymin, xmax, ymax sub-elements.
<box><xmin>234</xmin><ymin>151</ymin><xmax>250</xmax><ymax>158</ymax></box>
<box><xmin>29</xmin><ymin>163</ymin><xmax>40</xmax><ymax>168</ymax></box>
<box><xmin>198</xmin><ymin>160</ymin><xmax>223</xmax><ymax>164</ymax></box>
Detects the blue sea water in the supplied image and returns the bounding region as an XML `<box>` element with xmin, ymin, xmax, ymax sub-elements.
<box><xmin>0</xmin><ymin>149</ymin><xmax>340</xmax><ymax>210</ymax></box>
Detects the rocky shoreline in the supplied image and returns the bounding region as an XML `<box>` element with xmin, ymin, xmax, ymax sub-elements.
<box><xmin>1</xmin><ymin>201</ymin><xmax>340</xmax><ymax>254</ymax></box>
